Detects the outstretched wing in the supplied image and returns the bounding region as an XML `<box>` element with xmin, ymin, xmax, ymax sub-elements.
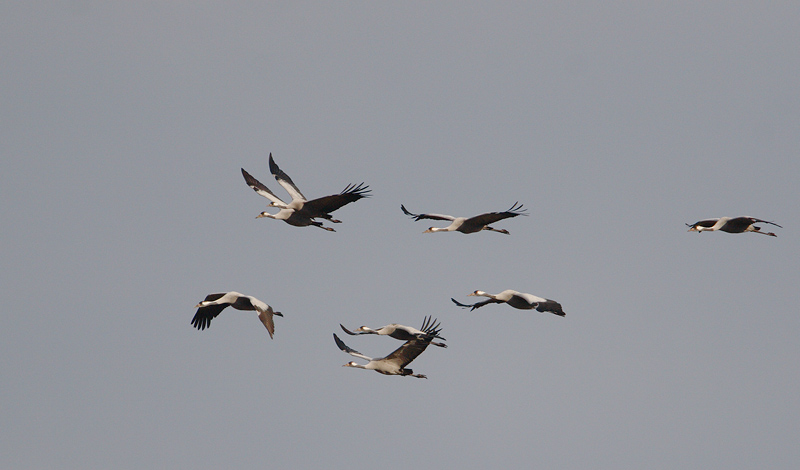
<box><xmin>451</xmin><ymin>297</ymin><xmax>501</xmax><ymax>311</ymax></box>
<box><xmin>302</xmin><ymin>183</ymin><xmax>371</xmax><ymax>215</ymax></box>
<box><xmin>466</xmin><ymin>202</ymin><xmax>527</xmax><ymax>226</ymax></box>
<box><xmin>382</xmin><ymin>337</ymin><xmax>432</xmax><ymax>369</ymax></box>
<box><xmin>744</xmin><ymin>217</ymin><xmax>782</xmax><ymax>228</ymax></box>
<box><xmin>451</xmin><ymin>298</ymin><xmax>474</xmax><ymax>309</ymax></box>
<box><xmin>241</xmin><ymin>168</ymin><xmax>287</xmax><ymax>206</ymax></box>
<box><xmin>191</xmin><ymin>294</ymin><xmax>231</xmax><ymax>330</ymax></box>
<box><xmin>269</xmin><ymin>153</ymin><xmax>307</xmax><ymax>202</ymax></box>
<box><xmin>333</xmin><ymin>334</ymin><xmax>372</xmax><ymax>361</ymax></box>
<box><xmin>401</xmin><ymin>204</ymin><xmax>456</xmax><ymax>222</ymax></box>
<box><xmin>257</xmin><ymin>310</ymin><xmax>277</xmax><ymax>339</ymax></box>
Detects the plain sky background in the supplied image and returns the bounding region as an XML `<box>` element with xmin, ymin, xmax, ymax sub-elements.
<box><xmin>2</xmin><ymin>2</ymin><xmax>799</xmax><ymax>469</ymax></box>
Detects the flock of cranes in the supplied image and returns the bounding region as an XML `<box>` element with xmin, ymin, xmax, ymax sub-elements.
<box><xmin>191</xmin><ymin>153</ymin><xmax>782</xmax><ymax>378</ymax></box>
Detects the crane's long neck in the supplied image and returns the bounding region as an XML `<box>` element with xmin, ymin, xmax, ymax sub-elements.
<box><xmin>286</xmin><ymin>200</ymin><xmax>305</xmax><ymax>211</ymax></box>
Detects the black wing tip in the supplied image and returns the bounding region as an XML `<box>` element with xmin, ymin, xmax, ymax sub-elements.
<box><xmin>757</xmin><ymin>219</ymin><xmax>782</xmax><ymax>228</ymax></box>
<box><xmin>190</xmin><ymin>317</ymin><xmax>209</xmax><ymax>330</ymax></box>
<box><xmin>400</xmin><ymin>204</ymin><xmax>425</xmax><ymax>221</ymax></box>
<box><xmin>340</xmin><ymin>182</ymin><xmax>371</xmax><ymax>197</ymax></box>
<box><xmin>268</xmin><ymin>154</ymin><xmax>285</xmax><ymax>178</ymax></box>
<box><xmin>241</xmin><ymin>168</ymin><xmax>259</xmax><ymax>185</ymax></box>
<box><xmin>419</xmin><ymin>315</ymin><xmax>445</xmax><ymax>340</ymax></box>
<box><xmin>508</xmin><ymin>201</ymin><xmax>528</xmax><ymax>215</ymax></box>
<box><xmin>333</xmin><ymin>333</ymin><xmax>360</xmax><ymax>355</ymax></box>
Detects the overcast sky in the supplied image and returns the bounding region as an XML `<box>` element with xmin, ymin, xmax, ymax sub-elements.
<box><xmin>2</xmin><ymin>2</ymin><xmax>799</xmax><ymax>469</ymax></box>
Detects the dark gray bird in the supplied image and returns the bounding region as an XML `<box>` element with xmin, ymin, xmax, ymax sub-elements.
<box><xmin>333</xmin><ymin>317</ymin><xmax>444</xmax><ymax>378</ymax></box>
<box><xmin>339</xmin><ymin>315</ymin><xmax>447</xmax><ymax>348</ymax></box>
<box><xmin>401</xmin><ymin>202</ymin><xmax>526</xmax><ymax>234</ymax></box>
<box><xmin>686</xmin><ymin>217</ymin><xmax>781</xmax><ymax>237</ymax></box>
<box><xmin>191</xmin><ymin>292</ymin><xmax>283</xmax><ymax>339</ymax></box>
<box><xmin>452</xmin><ymin>290</ymin><xmax>565</xmax><ymax>317</ymax></box>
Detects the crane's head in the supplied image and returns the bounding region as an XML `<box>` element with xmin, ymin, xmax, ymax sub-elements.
<box><xmin>468</xmin><ymin>290</ymin><xmax>487</xmax><ymax>297</ymax></box>
<box><xmin>256</xmin><ymin>211</ymin><xmax>274</xmax><ymax>219</ymax></box>
<box><xmin>343</xmin><ymin>361</ymin><xmax>362</xmax><ymax>369</ymax></box>
<box><xmin>356</xmin><ymin>326</ymin><xmax>375</xmax><ymax>334</ymax></box>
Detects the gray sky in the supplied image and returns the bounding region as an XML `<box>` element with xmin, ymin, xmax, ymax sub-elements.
<box><xmin>2</xmin><ymin>2</ymin><xmax>799</xmax><ymax>469</ymax></box>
